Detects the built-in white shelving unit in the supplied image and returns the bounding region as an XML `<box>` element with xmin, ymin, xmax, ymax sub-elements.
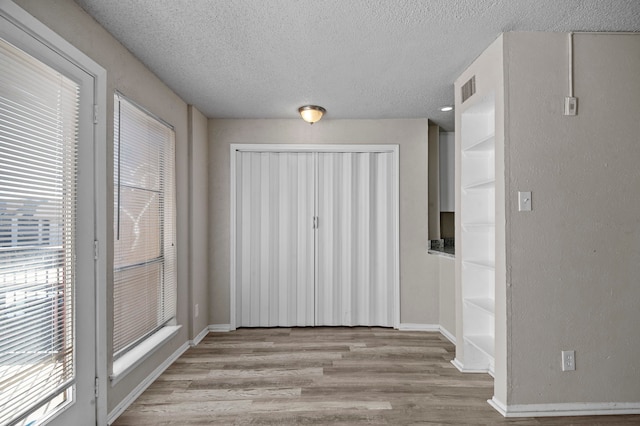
<box><xmin>460</xmin><ymin>94</ymin><xmax>496</xmax><ymax>374</ymax></box>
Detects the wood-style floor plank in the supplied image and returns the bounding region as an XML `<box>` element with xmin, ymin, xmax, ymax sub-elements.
<box><xmin>112</xmin><ymin>327</ymin><xmax>640</xmax><ymax>425</ymax></box>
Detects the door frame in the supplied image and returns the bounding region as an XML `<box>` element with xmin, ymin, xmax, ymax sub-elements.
<box><xmin>0</xmin><ymin>1</ymin><xmax>108</xmax><ymax>424</ymax></box>
<box><xmin>230</xmin><ymin>144</ymin><xmax>400</xmax><ymax>330</ymax></box>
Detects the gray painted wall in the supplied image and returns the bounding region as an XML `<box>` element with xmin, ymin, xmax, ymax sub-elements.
<box><xmin>14</xmin><ymin>0</ymin><xmax>209</xmax><ymax>413</ymax></box>
<box><xmin>504</xmin><ymin>32</ymin><xmax>640</xmax><ymax>406</ymax></box>
<box><xmin>208</xmin><ymin>119</ymin><xmax>440</xmax><ymax>326</ymax></box>
<box><xmin>188</xmin><ymin>106</ymin><xmax>210</xmax><ymax>338</ymax></box>
<box><xmin>438</xmin><ymin>256</ymin><xmax>456</xmax><ymax>337</ymax></box>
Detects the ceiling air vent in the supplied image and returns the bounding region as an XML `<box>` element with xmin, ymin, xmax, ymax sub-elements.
<box><xmin>461</xmin><ymin>76</ymin><xmax>476</xmax><ymax>103</ymax></box>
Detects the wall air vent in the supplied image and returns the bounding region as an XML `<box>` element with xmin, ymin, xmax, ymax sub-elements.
<box><xmin>461</xmin><ymin>76</ymin><xmax>476</xmax><ymax>103</ymax></box>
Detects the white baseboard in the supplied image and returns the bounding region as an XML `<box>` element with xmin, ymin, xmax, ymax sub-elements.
<box><xmin>107</xmin><ymin>342</ymin><xmax>189</xmax><ymax>425</ymax></box>
<box><xmin>189</xmin><ymin>326</ymin><xmax>209</xmax><ymax>346</ymax></box>
<box><xmin>398</xmin><ymin>323</ymin><xmax>439</xmax><ymax>331</ymax></box>
<box><xmin>450</xmin><ymin>358</ymin><xmax>490</xmax><ymax>374</ymax></box>
<box><xmin>438</xmin><ymin>326</ymin><xmax>456</xmax><ymax>344</ymax></box>
<box><xmin>209</xmin><ymin>323</ymin><xmax>233</xmax><ymax>332</ymax></box>
<box><xmin>489</xmin><ymin>396</ymin><xmax>640</xmax><ymax>418</ymax></box>
<box><xmin>451</xmin><ymin>358</ymin><xmax>464</xmax><ymax>372</ymax></box>
<box><xmin>397</xmin><ymin>324</ymin><xmax>456</xmax><ymax>345</ymax></box>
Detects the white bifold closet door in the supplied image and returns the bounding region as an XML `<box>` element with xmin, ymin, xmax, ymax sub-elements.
<box><xmin>235</xmin><ymin>152</ymin><xmax>315</xmax><ymax>327</ymax></box>
<box><xmin>316</xmin><ymin>152</ymin><xmax>396</xmax><ymax>326</ymax></box>
<box><xmin>234</xmin><ymin>149</ymin><xmax>397</xmax><ymax>328</ymax></box>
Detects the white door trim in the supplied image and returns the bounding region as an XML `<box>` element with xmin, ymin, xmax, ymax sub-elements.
<box><xmin>0</xmin><ymin>2</ymin><xmax>108</xmax><ymax>424</ymax></box>
<box><xmin>230</xmin><ymin>144</ymin><xmax>400</xmax><ymax>330</ymax></box>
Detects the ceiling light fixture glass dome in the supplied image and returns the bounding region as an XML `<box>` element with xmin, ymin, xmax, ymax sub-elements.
<box><xmin>298</xmin><ymin>105</ymin><xmax>326</xmax><ymax>124</ymax></box>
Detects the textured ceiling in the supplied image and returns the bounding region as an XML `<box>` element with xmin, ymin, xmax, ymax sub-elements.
<box><xmin>74</xmin><ymin>0</ymin><xmax>640</xmax><ymax>130</ymax></box>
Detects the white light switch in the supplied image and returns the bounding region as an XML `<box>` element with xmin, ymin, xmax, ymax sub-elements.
<box><xmin>518</xmin><ymin>191</ymin><xmax>532</xmax><ymax>211</ymax></box>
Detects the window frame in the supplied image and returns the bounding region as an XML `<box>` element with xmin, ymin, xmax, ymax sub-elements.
<box><xmin>111</xmin><ymin>92</ymin><xmax>178</xmax><ymax>383</ymax></box>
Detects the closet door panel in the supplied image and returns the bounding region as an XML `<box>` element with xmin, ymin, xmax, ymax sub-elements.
<box><xmin>316</xmin><ymin>152</ymin><xmax>396</xmax><ymax>327</ymax></box>
<box><xmin>316</xmin><ymin>153</ymin><xmax>351</xmax><ymax>325</ymax></box>
<box><xmin>235</xmin><ymin>151</ymin><xmax>315</xmax><ymax>327</ymax></box>
<box><xmin>371</xmin><ymin>152</ymin><xmax>397</xmax><ymax>326</ymax></box>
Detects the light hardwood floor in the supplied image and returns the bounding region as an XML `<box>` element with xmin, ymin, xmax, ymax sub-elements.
<box><xmin>113</xmin><ymin>327</ymin><xmax>640</xmax><ymax>425</ymax></box>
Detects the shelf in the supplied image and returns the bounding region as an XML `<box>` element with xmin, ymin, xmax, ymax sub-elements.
<box><xmin>461</xmin><ymin>222</ymin><xmax>495</xmax><ymax>232</ymax></box>
<box><xmin>465</xmin><ymin>334</ymin><xmax>494</xmax><ymax>358</ymax></box>
<box><xmin>465</xmin><ymin>297</ymin><xmax>495</xmax><ymax>315</ymax></box>
<box><xmin>462</xmin><ymin>259</ymin><xmax>495</xmax><ymax>271</ymax></box>
<box><xmin>463</xmin><ymin>178</ymin><xmax>495</xmax><ymax>190</ymax></box>
<box><xmin>459</xmin><ymin>92</ymin><xmax>496</xmax><ymax>378</ymax></box>
<box><xmin>463</xmin><ymin>132</ymin><xmax>495</xmax><ymax>153</ymax></box>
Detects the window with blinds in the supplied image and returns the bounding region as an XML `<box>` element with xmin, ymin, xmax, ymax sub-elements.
<box><xmin>0</xmin><ymin>38</ymin><xmax>78</xmax><ymax>425</ymax></box>
<box><xmin>113</xmin><ymin>93</ymin><xmax>176</xmax><ymax>358</ymax></box>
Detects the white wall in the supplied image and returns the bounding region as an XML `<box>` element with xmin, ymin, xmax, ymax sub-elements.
<box><xmin>208</xmin><ymin>119</ymin><xmax>440</xmax><ymax>326</ymax></box>
<box><xmin>14</xmin><ymin>0</ymin><xmax>209</xmax><ymax>413</ymax></box>
<box><xmin>504</xmin><ymin>32</ymin><xmax>640</xmax><ymax>406</ymax></box>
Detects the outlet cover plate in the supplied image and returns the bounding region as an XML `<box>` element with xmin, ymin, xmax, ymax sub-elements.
<box><xmin>562</xmin><ymin>350</ymin><xmax>576</xmax><ymax>371</ymax></box>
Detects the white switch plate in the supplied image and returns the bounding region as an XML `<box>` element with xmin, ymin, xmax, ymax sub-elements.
<box><xmin>518</xmin><ymin>191</ymin><xmax>532</xmax><ymax>211</ymax></box>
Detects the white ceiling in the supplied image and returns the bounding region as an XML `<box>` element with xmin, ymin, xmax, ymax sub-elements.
<box><xmin>74</xmin><ymin>0</ymin><xmax>640</xmax><ymax>130</ymax></box>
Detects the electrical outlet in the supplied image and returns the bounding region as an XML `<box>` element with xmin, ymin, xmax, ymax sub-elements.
<box><xmin>194</xmin><ymin>303</ymin><xmax>199</xmax><ymax>318</ymax></box>
<box><xmin>562</xmin><ymin>350</ymin><xmax>575</xmax><ymax>371</ymax></box>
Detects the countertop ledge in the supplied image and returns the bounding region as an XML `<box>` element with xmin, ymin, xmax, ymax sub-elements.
<box><xmin>428</xmin><ymin>248</ymin><xmax>455</xmax><ymax>259</ymax></box>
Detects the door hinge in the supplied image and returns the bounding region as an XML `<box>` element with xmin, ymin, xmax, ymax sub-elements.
<box><xmin>94</xmin><ymin>377</ymin><xmax>99</xmax><ymax>398</ymax></box>
<box><xmin>94</xmin><ymin>240</ymin><xmax>99</xmax><ymax>260</ymax></box>
<box><xmin>93</xmin><ymin>104</ymin><xmax>99</xmax><ymax>124</ymax></box>
<box><xmin>313</xmin><ymin>216</ymin><xmax>319</xmax><ymax>229</ymax></box>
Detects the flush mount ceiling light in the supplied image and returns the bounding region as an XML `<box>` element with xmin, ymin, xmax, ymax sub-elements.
<box><xmin>298</xmin><ymin>105</ymin><xmax>326</xmax><ymax>124</ymax></box>
<box><xmin>439</xmin><ymin>106</ymin><xmax>454</xmax><ymax>112</ymax></box>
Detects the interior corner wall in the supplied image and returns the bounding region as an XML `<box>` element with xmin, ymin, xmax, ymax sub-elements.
<box><xmin>188</xmin><ymin>106</ymin><xmax>209</xmax><ymax>339</ymax></box>
<box><xmin>504</xmin><ymin>32</ymin><xmax>640</xmax><ymax>406</ymax></box>
<box><xmin>13</xmin><ymin>0</ymin><xmax>199</xmax><ymax>413</ymax></box>
<box><xmin>208</xmin><ymin>119</ymin><xmax>439</xmax><ymax>326</ymax></box>
<box><xmin>438</xmin><ymin>256</ymin><xmax>455</xmax><ymax>337</ymax></box>
<box><xmin>427</xmin><ymin>122</ymin><xmax>440</xmax><ymax>240</ymax></box>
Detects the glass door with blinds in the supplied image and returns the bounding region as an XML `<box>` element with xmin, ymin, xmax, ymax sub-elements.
<box><xmin>0</xmin><ymin>14</ymin><xmax>97</xmax><ymax>426</ymax></box>
<box><xmin>231</xmin><ymin>146</ymin><xmax>400</xmax><ymax>329</ymax></box>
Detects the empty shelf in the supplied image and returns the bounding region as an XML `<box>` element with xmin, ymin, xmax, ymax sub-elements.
<box><xmin>465</xmin><ymin>334</ymin><xmax>495</xmax><ymax>358</ymax></box>
<box><xmin>463</xmin><ymin>178</ymin><xmax>495</xmax><ymax>190</ymax></box>
<box><xmin>465</xmin><ymin>297</ymin><xmax>495</xmax><ymax>315</ymax></box>
<box><xmin>462</xmin><ymin>259</ymin><xmax>495</xmax><ymax>270</ymax></box>
<box><xmin>461</xmin><ymin>222</ymin><xmax>495</xmax><ymax>232</ymax></box>
<box><xmin>463</xmin><ymin>132</ymin><xmax>495</xmax><ymax>152</ymax></box>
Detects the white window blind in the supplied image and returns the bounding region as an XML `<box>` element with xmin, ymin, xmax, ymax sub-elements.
<box><xmin>113</xmin><ymin>93</ymin><xmax>176</xmax><ymax>357</ymax></box>
<box><xmin>0</xmin><ymin>38</ymin><xmax>78</xmax><ymax>425</ymax></box>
